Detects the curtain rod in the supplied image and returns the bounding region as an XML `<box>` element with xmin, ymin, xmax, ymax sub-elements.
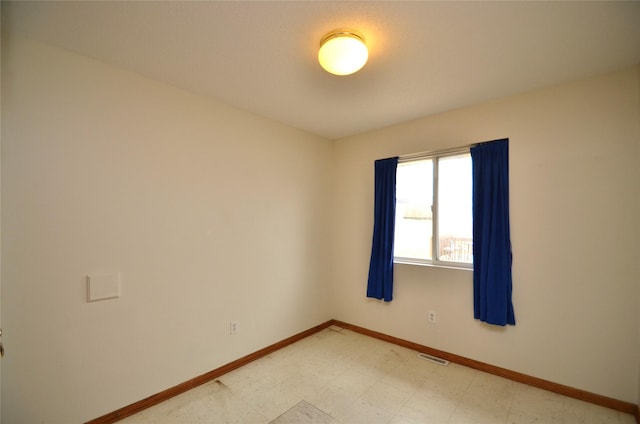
<box><xmin>398</xmin><ymin>143</ymin><xmax>476</xmax><ymax>162</ymax></box>
<box><xmin>398</xmin><ymin>138</ymin><xmax>508</xmax><ymax>162</ymax></box>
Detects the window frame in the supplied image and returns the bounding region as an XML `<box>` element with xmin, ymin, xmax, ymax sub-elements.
<box><xmin>393</xmin><ymin>147</ymin><xmax>473</xmax><ymax>270</ymax></box>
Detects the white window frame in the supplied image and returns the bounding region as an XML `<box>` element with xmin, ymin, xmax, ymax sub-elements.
<box><xmin>394</xmin><ymin>147</ymin><xmax>473</xmax><ymax>270</ymax></box>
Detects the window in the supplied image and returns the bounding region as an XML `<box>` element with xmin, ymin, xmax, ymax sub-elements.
<box><xmin>394</xmin><ymin>151</ymin><xmax>472</xmax><ymax>268</ymax></box>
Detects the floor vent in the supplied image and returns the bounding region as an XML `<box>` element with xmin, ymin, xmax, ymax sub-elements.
<box><xmin>417</xmin><ymin>352</ymin><xmax>449</xmax><ymax>366</ymax></box>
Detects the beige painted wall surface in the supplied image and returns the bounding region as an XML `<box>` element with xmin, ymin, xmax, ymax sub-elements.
<box><xmin>1</xmin><ymin>36</ymin><xmax>333</xmax><ymax>423</ymax></box>
<box><xmin>636</xmin><ymin>65</ymin><xmax>640</xmax><ymax>412</ymax></box>
<box><xmin>331</xmin><ymin>67</ymin><xmax>640</xmax><ymax>403</ymax></box>
<box><xmin>2</xmin><ymin>33</ymin><xmax>639</xmax><ymax>423</ymax></box>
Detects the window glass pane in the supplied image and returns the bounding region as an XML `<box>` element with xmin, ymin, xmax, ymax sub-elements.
<box><xmin>395</xmin><ymin>159</ymin><xmax>433</xmax><ymax>260</ymax></box>
<box><xmin>437</xmin><ymin>154</ymin><xmax>472</xmax><ymax>263</ymax></box>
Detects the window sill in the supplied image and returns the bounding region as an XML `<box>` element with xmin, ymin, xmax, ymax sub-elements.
<box><xmin>394</xmin><ymin>258</ymin><xmax>473</xmax><ymax>271</ymax></box>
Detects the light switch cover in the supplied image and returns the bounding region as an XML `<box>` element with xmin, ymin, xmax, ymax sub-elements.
<box><xmin>87</xmin><ymin>272</ymin><xmax>121</xmax><ymax>302</ymax></box>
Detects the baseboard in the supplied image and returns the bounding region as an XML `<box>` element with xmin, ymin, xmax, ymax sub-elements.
<box><xmin>85</xmin><ymin>320</ymin><xmax>333</xmax><ymax>424</ymax></box>
<box><xmin>86</xmin><ymin>318</ymin><xmax>639</xmax><ymax>422</ymax></box>
<box><xmin>331</xmin><ymin>319</ymin><xmax>639</xmax><ymax>417</ymax></box>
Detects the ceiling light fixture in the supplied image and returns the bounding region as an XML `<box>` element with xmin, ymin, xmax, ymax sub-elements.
<box><xmin>318</xmin><ymin>29</ymin><xmax>368</xmax><ymax>76</ymax></box>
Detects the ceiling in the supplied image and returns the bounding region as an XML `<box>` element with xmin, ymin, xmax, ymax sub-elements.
<box><xmin>2</xmin><ymin>1</ymin><xmax>640</xmax><ymax>140</ymax></box>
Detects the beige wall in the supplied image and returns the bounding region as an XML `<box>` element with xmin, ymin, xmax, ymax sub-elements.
<box><xmin>331</xmin><ymin>66</ymin><xmax>640</xmax><ymax>403</ymax></box>
<box><xmin>637</xmin><ymin>65</ymin><xmax>640</xmax><ymax>413</ymax></box>
<box><xmin>2</xmin><ymin>34</ymin><xmax>639</xmax><ymax>423</ymax></box>
<box><xmin>1</xmin><ymin>36</ymin><xmax>333</xmax><ymax>423</ymax></box>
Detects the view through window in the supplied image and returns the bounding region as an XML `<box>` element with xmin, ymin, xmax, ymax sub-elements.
<box><xmin>394</xmin><ymin>152</ymin><xmax>473</xmax><ymax>268</ymax></box>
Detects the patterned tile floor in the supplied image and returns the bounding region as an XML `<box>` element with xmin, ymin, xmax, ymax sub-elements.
<box><xmin>120</xmin><ymin>326</ymin><xmax>636</xmax><ymax>424</ymax></box>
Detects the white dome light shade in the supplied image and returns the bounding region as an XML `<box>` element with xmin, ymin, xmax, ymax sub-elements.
<box><xmin>318</xmin><ymin>30</ymin><xmax>368</xmax><ymax>76</ymax></box>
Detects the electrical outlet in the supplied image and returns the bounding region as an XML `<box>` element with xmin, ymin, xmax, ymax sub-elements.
<box><xmin>428</xmin><ymin>311</ymin><xmax>437</xmax><ymax>324</ymax></box>
<box><xmin>230</xmin><ymin>321</ymin><xmax>239</xmax><ymax>335</ymax></box>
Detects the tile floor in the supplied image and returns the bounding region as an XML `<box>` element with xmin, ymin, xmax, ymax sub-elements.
<box><xmin>120</xmin><ymin>326</ymin><xmax>636</xmax><ymax>424</ymax></box>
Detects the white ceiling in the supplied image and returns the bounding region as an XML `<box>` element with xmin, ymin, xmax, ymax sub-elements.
<box><xmin>3</xmin><ymin>1</ymin><xmax>640</xmax><ymax>140</ymax></box>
